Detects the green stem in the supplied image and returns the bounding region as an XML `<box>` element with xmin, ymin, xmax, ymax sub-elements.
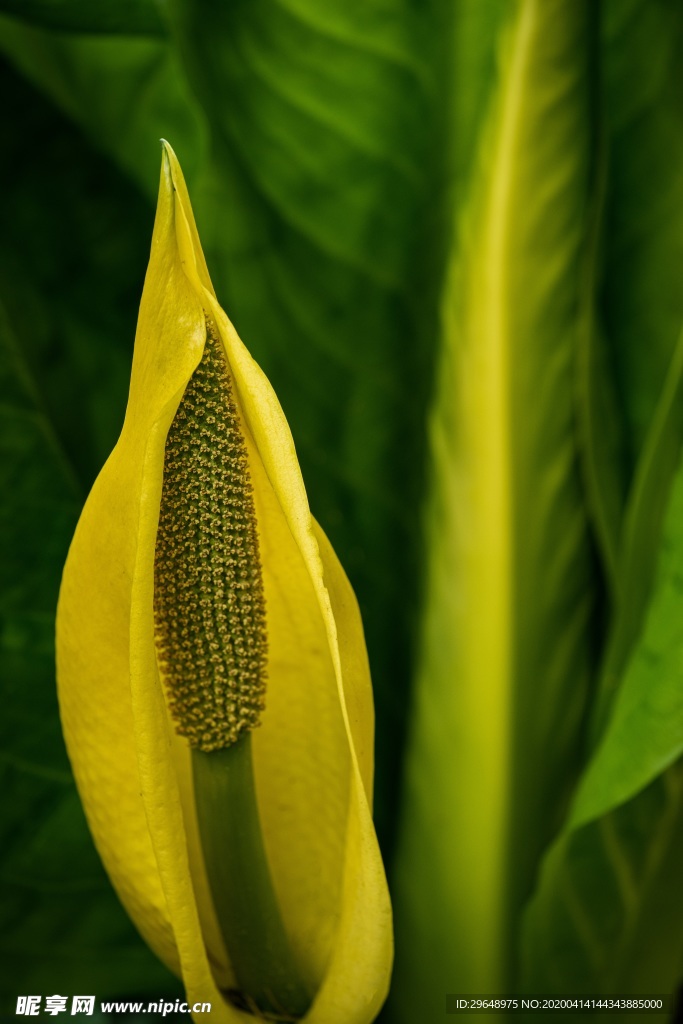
<box><xmin>192</xmin><ymin>734</ymin><xmax>311</xmax><ymax>1020</ymax></box>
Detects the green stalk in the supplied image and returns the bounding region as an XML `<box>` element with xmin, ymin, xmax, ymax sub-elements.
<box><xmin>192</xmin><ymin>734</ymin><xmax>311</xmax><ymax>1020</ymax></box>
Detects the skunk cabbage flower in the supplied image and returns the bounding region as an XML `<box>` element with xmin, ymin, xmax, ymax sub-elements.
<box><xmin>56</xmin><ymin>142</ymin><xmax>392</xmax><ymax>1023</ymax></box>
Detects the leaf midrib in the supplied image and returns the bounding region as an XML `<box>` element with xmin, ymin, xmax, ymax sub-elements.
<box><xmin>471</xmin><ymin>0</ymin><xmax>538</xmax><ymax>983</ymax></box>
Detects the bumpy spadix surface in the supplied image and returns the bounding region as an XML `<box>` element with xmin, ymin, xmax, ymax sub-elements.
<box><xmin>154</xmin><ymin>321</ymin><xmax>267</xmax><ymax>751</ymax></box>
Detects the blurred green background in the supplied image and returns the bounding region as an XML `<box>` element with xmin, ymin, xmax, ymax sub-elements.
<box><xmin>3</xmin><ymin>0</ymin><xmax>683</xmax><ymax>1021</ymax></box>
<box><xmin>0</xmin><ymin>0</ymin><xmax>442</xmax><ymax>1006</ymax></box>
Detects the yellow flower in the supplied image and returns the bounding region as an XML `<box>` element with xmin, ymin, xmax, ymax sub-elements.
<box><xmin>56</xmin><ymin>141</ymin><xmax>392</xmax><ymax>1023</ymax></box>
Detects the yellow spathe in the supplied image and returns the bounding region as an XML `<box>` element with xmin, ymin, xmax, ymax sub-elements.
<box><xmin>56</xmin><ymin>141</ymin><xmax>392</xmax><ymax>1024</ymax></box>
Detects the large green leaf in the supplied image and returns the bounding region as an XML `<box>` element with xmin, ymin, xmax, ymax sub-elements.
<box><xmin>521</xmin><ymin>360</ymin><xmax>683</xmax><ymax>1003</ymax></box>
<box><xmin>391</xmin><ymin>1</ymin><xmax>597</xmax><ymax>1016</ymax></box>
<box><xmin>524</xmin><ymin>12</ymin><xmax>683</xmax><ymax>994</ymax></box>
<box><xmin>0</xmin><ymin>58</ymin><xmax>177</xmax><ymax>1000</ymax></box>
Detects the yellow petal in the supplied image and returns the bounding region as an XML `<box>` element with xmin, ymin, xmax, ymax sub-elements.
<box><xmin>56</xmin><ymin>141</ymin><xmax>392</xmax><ymax>1024</ymax></box>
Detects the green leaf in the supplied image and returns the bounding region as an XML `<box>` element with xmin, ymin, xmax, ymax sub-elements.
<box><xmin>170</xmin><ymin>0</ymin><xmax>429</xmax><ymax>285</ymax></box>
<box><xmin>391</xmin><ymin>0</ymin><xmax>597</xmax><ymax>1011</ymax></box>
<box><xmin>520</xmin><ymin>371</ymin><xmax>683</xmax><ymax>999</ymax></box>
<box><xmin>0</xmin><ymin>0</ymin><xmax>166</xmax><ymax>36</ymax></box>
<box><xmin>574</xmin><ymin>455</ymin><xmax>683</xmax><ymax>828</ymax></box>
<box><xmin>522</xmin><ymin>764</ymin><xmax>683</xmax><ymax>1000</ymax></box>
<box><xmin>600</xmin><ymin>0</ymin><xmax>683</xmax><ymax>468</ymax></box>
<box><xmin>545</xmin><ymin>50</ymin><xmax>683</xmax><ymax>980</ymax></box>
<box><xmin>0</xmin><ymin>57</ymin><xmax>156</xmax><ymax>486</ymax></box>
<box><xmin>591</xmin><ymin>329</ymin><xmax>683</xmax><ymax>740</ymax></box>
<box><xmin>0</xmin><ymin>17</ymin><xmax>205</xmax><ymax>199</ymax></box>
